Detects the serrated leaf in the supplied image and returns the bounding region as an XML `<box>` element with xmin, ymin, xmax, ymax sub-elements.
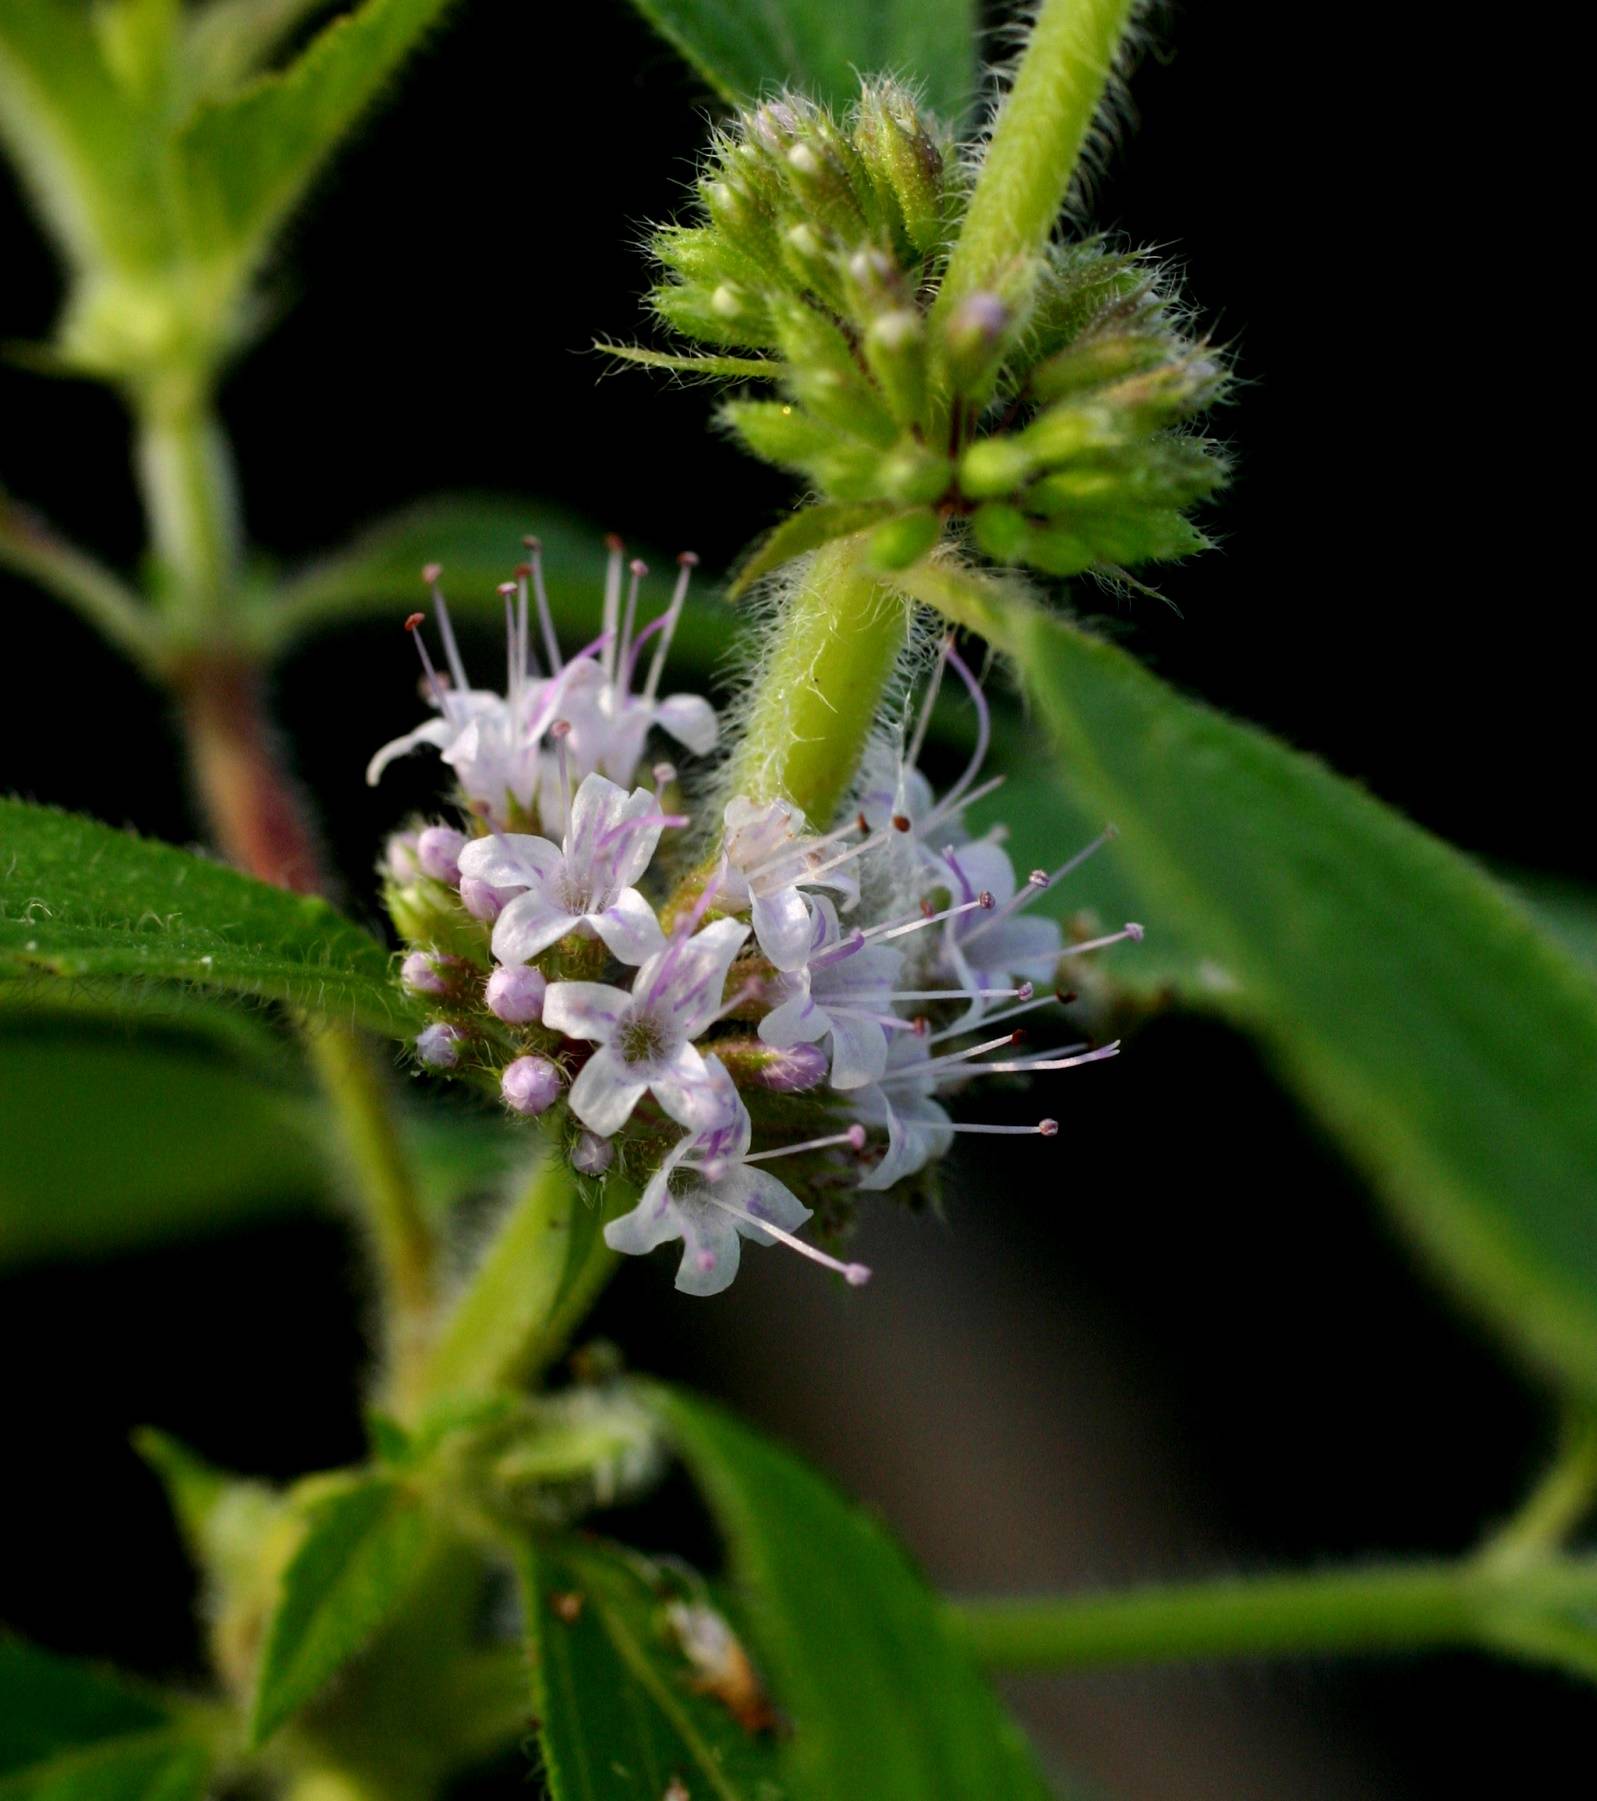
<box><xmin>249</xmin><ymin>1476</ymin><xmax>432</xmax><ymax>1747</ymax></box>
<box><xmin>1001</xmin><ymin>604</ymin><xmax>1597</xmax><ymax>1398</ymax></box>
<box><xmin>625</xmin><ymin>0</ymin><xmax>979</xmax><ymax>126</ymax></box>
<box><xmin>519</xmin><ymin>1537</ymin><xmax>785</xmax><ymax>1800</ymax></box>
<box><xmin>729</xmin><ymin>505</ymin><xmax>893</xmax><ymax>599</ymax></box>
<box><xmin>177</xmin><ymin>0</ymin><xmax>457</xmax><ymax>277</ymax></box>
<box><xmin>0</xmin><ymin>1638</ymin><xmax>208</xmax><ymax>1801</ymax></box>
<box><xmin>265</xmin><ymin>496</ymin><xmax>740</xmax><ymax>676</ymax></box>
<box><xmin>598</xmin><ymin>342</ymin><xmax>782</xmax><ymax>381</ymax></box>
<box><xmin>651</xmin><ymin>1389</ymin><xmax>1051</xmax><ymax>1800</ymax></box>
<box><xmin>0</xmin><ymin>800</ymin><xmax>414</xmax><ymax>1036</ymax></box>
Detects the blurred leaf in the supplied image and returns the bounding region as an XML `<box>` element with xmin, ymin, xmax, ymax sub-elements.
<box><xmin>0</xmin><ymin>800</ymin><xmax>415</xmax><ymax>1036</ymax></box>
<box><xmin>249</xmin><ymin>1475</ymin><xmax>432</xmax><ymax>1748</ymax></box>
<box><xmin>0</xmin><ymin>1637</ymin><xmax>209</xmax><ymax>1800</ymax></box>
<box><xmin>265</xmin><ymin>495</ymin><xmax>742</xmax><ymax>678</ymax></box>
<box><xmin>624</xmin><ymin>0</ymin><xmax>979</xmax><ymax>124</ymax></box>
<box><xmin>0</xmin><ymin>1025</ymin><xmax>322</xmax><ymax>1268</ymax></box>
<box><xmin>183</xmin><ymin>0</ymin><xmax>340</xmax><ymax>102</ymax></box>
<box><xmin>519</xmin><ymin>1537</ymin><xmax>785</xmax><ymax>1799</ymax></box>
<box><xmin>1501</xmin><ymin>870</ymin><xmax>1597</xmax><ymax>979</ymax></box>
<box><xmin>1010</xmin><ymin>606</ymin><xmax>1597</xmax><ymax>1398</ymax></box>
<box><xmin>0</xmin><ymin>4</ymin><xmax>175</xmax><ymax>276</ymax></box>
<box><xmin>652</xmin><ymin>1389</ymin><xmax>1051</xmax><ymax>1800</ymax></box>
<box><xmin>177</xmin><ymin>0</ymin><xmax>457</xmax><ymax>281</ymax></box>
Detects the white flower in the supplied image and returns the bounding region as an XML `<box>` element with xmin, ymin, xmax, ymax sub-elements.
<box><xmin>603</xmin><ymin>1059</ymin><xmax>814</xmax><ymax>1296</ymax></box>
<box><xmin>458</xmin><ymin>772</ymin><xmax>669</xmax><ymax>967</ymax></box>
<box><xmin>848</xmin><ymin>1033</ymin><xmax>954</xmax><ymax>1192</ymax></box>
<box><xmin>930</xmin><ymin>836</ymin><xmax>1063</xmax><ymax>1022</ymax></box>
<box><xmin>544</xmin><ymin>917</ymin><xmax>750</xmax><ymax>1137</ymax></box>
<box><xmin>718</xmin><ymin>795</ymin><xmax>860</xmax><ymax>972</ymax></box>
<box><xmin>757</xmin><ymin>896</ymin><xmax>903</xmax><ymax>1090</ymax></box>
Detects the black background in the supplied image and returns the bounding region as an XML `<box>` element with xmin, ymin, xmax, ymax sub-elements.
<box><xmin>0</xmin><ymin>3</ymin><xmax>1587</xmax><ymax>1796</ymax></box>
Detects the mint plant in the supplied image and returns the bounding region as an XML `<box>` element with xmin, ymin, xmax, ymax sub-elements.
<box><xmin>3</xmin><ymin>3</ymin><xmax>1597</xmax><ymax>1798</ymax></box>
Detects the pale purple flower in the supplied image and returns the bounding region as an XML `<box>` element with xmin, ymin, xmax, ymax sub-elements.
<box><xmin>457</xmin><ymin>772</ymin><xmax>670</xmax><ymax>969</ymax></box>
<box><xmin>485</xmin><ymin>964</ymin><xmax>546</xmax><ymax>1024</ymax></box>
<box><xmin>415</xmin><ymin>1022</ymin><xmax>465</xmax><ymax>1070</ymax></box>
<box><xmin>416</xmin><ymin>825</ymin><xmax>466</xmax><ymax>885</ymax></box>
<box><xmin>501</xmin><ymin>1055</ymin><xmax>561</xmax><ymax>1116</ymax></box>
<box><xmin>848</xmin><ymin>1033</ymin><xmax>953</xmax><ymax>1192</ymax></box>
<box><xmin>717</xmin><ymin>794</ymin><xmax>860</xmax><ymax>972</ymax></box>
<box><xmin>543</xmin><ymin>917</ymin><xmax>750</xmax><ymax>1137</ymax></box>
<box><xmin>758</xmin><ymin>897</ymin><xmax>903</xmax><ymax>1090</ymax></box>
<box><xmin>603</xmin><ymin>1059</ymin><xmax>818</xmax><ymax>1296</ymax></box>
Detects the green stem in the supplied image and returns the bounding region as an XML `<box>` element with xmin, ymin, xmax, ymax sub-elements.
<box><xmin>0</xmin><ymin>491</ymin><xmax>158</xmax><ymax>669</ymax></box>
<box><xmin>947</xmin><ymin>1555</ymin><xmax>1597</xmax><ymax>1672</ymax></box>
<box><xmin>304</xmin><ymin>1022</ymin><xmax>439</xmax><ymax>1418</ymax></box>
<box><xmin>723</xmin><ymin>536</ymin><xmax>911</xmax><ymax>824</ymax></box>
<box><xmin>134</xmin><ymin>384</ymin><xmax>240</xmax><ymax>625</ymax></box>
<box><xmin>1479</xmin><ymin>1410</ymin><xmax>1597</xmax><ymax>1572</ymax></box>
<box><xmin>936</xmin><ymin>0</ymin><xmax>1136</xmax><ymax>321</ymax></box>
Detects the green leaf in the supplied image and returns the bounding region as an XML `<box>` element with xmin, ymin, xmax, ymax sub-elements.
<box><xmin>265</xmin><ymin>495</ymin><xmax>741</xmax><ymax>675</ymax></box>
<box><xmin>0</xmin><ymin>800</ymin><xmax>414</xmax><ymax>1037</ymax></box>
<box><xmin>1501</xmin><ymin>870</ymin><xmax>1597</xmax><ymax>979</ymax></box>
<box><xmin>519</xmin><ymin>1537</ymin><xmax>785</xmax><ymax>1800</ymax></box>
<box><xmin>624</xmin><ymin>0</ymin><xmax>979</xmax><ymax>124</ymax></box>
<box><xmin>651</xmin><ymin>1389</ymin><xmax>1051</xmax><ymax>1800</ymax></box>
<box><xmin>1008</xmin><ymin>606</ymin><xmax>1597</xmax><ymax>1398</ymax></box>
<box><xmin>177</xmin><ymin>0</ymin><xmax>457</xmax><ymax>279</ymax></box>
<box><xmin>729</xmin><ymin>504</ymin><xmax>894</xmax><ymax>600</ymax></box>
<box><xmin>0</xmin><ymin>1021</ymin><xmax>323</xmax><ymax>1268</ymax></box>
<box><xmin>0</xmin><ymin>1637</ymin><xmax>209</xmax><ymax>1801</ymax></box>
<box><xmin>249</xmin><ymin>1475</ymin><xmax>432</xmax><ymax>1748</ymax></box>
<box><xmin>598</xmin><ymin>342</ymin><xmax>782</xmax><ymax>381</ymax></box>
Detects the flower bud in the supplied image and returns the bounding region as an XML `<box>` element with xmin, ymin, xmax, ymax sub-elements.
<box><xmin>960</xmin><ymin>437</ymin><xmax>1036</xmax><ymax>500</ymax></box>
<box><xmin>501</xmin><ymin>1055</ymin><xmax>561</xmax><ymax>1117</ymax></box>
<box><xmin>382</xmin><ymin>829</ymin><xmax>422</xmax><ymax>882</ymax></box>
<box><xmin>417</xmin><ymin>825</ymin><xmax>466</xmax><ymax>886</ymax></box>
<box><xmin>485</xmin><ymin>964</ymin><xmax>547</xmax><ymax>1025</ymax></box>
<box><xmin>415</xmin><ymin>1023</ymin><xmax>464</xmax><ymax>1070</ymax></box>
<box><xmin>868</xmin><ymin>509</ymin><xmax>940</xmax><ymax>572</ymax></box>
<box><xmin>459</xmin><ymin>875</ymin><xmax>510</xmax><ymax>922</ymax></box>
<box><xmin>863</xmin><ymin>308</ymin><xmax>928</xmax><ymax>427</ymax></box>
<box><xmin>572</xmin><ymin>1131</ymin><xmax>614</xmax><ymax>1176</ymax></box>
<box><xmin>400</xmin><ymin>951</ymin><xmax>455</xmax><ymax>997</ymax></box>
<box><xmin>940</xmin><ymin>292</ymin><xmax>1010</xmax><ymax>397</ymax></box>
<box><xmin>751</xmin><ymin>1041</ymin><xmax>829</xmax><ymax>1093</ymax></box>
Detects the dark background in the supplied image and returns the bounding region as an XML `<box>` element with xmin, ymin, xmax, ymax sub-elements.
<box><xmin>0</xmin><ymin>4</ymin><xmax>1587</xmax><ymax>1796</ymax></box>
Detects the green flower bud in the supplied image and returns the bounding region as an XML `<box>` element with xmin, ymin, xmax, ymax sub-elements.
<box><xmin>868</xmin><ymin>508</ymin><xmax>942</xmax><ymax>571</ymax></box>
<box><xmin>878</xmin><ymin>440</ymin><xmax>953</xmax><ymax>505</ymax></box>
<box><xmin>959</xmin><ymin>436</ymin><xmax>1036</xmax><ymax>500</ymax></box>
<box><xmin>863</xmin><ymin>308</ymin><xmax>928</xmax><ymax>427</ymax></box>
<box><xmin>852</xmin><ymin>80</ymin><xmax>950</xmax><ymax>256</ymax></box>
<box><xmin>939</xmin><ymin>292</ymin><xmax>1011</xmax><ymax>398</ymax></box>
<box><xmin>970</xmin><ymin>502</ymin><xmax>1033</xmax><ymax>564</ymax></box>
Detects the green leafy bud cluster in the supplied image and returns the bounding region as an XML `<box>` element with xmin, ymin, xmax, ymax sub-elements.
<box><xmin>621</xmin><ymin>81</ymin><xmax>1228</xmax><ymax>592</ymax></box>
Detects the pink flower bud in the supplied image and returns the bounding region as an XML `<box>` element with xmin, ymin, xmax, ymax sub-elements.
<box><xmin>501</xmin><ymin>1055</ymin><xmax>561</xmax><ymax>1116</ymax></box>
<box><xmin>400</xmin><ymin>951</ymin><xmax>450</xmax><ymax>996</ymax></box>
<box><xmin>417</xmin><ymin>825</ymin><xmax>466</xmax><ymax>885</ymax></box>
<box><xmin>383</xmin><ymin>829</ymin><xmax>422</xmax><ymax>881</ymax></box>
<box><xmin>572</xmin><ymin>1131</ymin><xmax>614</xmax><ymax>1176</ymax></box>
<box><xmin>485</xmin><ymin>964</ymin><xmax>547</xmax><ymax>1024</ymax></box>
<box><xmin>415</xmin><ymin>1023</ymin><xmax>463</xmax><ymax>1069</ymax></box>
<box><xmin>458</xmin><ymin>875</ymin><xmax>508</xmax><ymax>922</ymax></box>
<box><xmin>752</xmin><ymin>1041</ymin><xmax>829</xmax><ymax>1092</ymax></box>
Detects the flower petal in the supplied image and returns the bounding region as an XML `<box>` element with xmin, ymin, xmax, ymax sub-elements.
<box><xmin>721</xmin><ymin>1166</ymin><xmax>812</xmax><ymax>1243</ymax></box>
<box><xmin>589</xmin><ymin>887</ymin><xmax>666</xmax><ymax>965</ymax></box>
<box><xmin>828</xmin><ymin>1010</ymin><xmax>890</xmax><ymax>1090</ymax></box>
<box><xmin>758</xmin><ymin>983</ymin><xmax>826</xmax><ymax>1048</ymax></box>
<box><xmin>751</xmin><ymin>886</ymin><xmax>815</xmax><ymax>973</ymax></box>
<box><xmin>491</xmin><ymin>890</ymin><xmax>576</xmax><ymax>965</ymax></box>
<box><xmin>541</xmin><ymin>981</ymin><xmax>631</xmax><ymax>1043</ymax></box>
<box><xmin>458</xmin><ymin>832</ymin><xmax>560</xmax><ymax>890</ymax></box>
<box><xmin>670</xmin><ymin>1193</ymin><xmax>742</xmax><ymax>1296</ymax></box>
<box><xmin>652</xmin><ymin>692</ymin><xmax>719</xmax><ymax>756</ymax></box>
<box><xmin>648</xmin><ymin>1040</ymin><xmax>728</xmax><ymax>1132</ymax></box>
<box><xmin>568</xmin><ymin>1043</ymin><xmax>649</xmax><ymax>1136</ymax></box>
<box><xmin>365</xmin><ymin>718</ymin><xmax>452</xmax><ymax>786</ymax></box>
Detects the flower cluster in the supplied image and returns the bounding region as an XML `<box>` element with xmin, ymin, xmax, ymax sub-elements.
<box><xmin>376</xmin><ymin>540</ymin><xmax>1137</xmax><ymax>1296</ymax></box>
<box><xmin>613</xmin><ymin>81</ymin><xmax>1228</xmax><ymax>592</ymax></box>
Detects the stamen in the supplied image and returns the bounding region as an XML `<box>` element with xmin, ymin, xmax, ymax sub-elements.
<box><xmin>597</xmin><ymin>810</ymin><xmax>689</xmax><ymax>848</ymax></box>
<box><xmin>920</xmin><ymin>641</ymin><xmax>990</xmax><ymax>828</ymax></box>
<box><xmin>405</xmin><ymin>611</ymin><xmax>444</xmax><ymax>705</ymax></box>
<box><xmin>896</xmin><ymin>1118</ymin><xmax>1060</xmax><ymax>1135</ymax></box>
<box><xmin>600</xmin><ymin>534</ymin><xmax>624</xmax><ymax>681</ymax></box>
<box><xmin>652</xmin><ymin>762</ymin><xmax>677</xmax><ymax>798</ymax></box>
<box><xmin>864</xmin><ymin>891</ymin><xmax>994</xmax><ymax>946</ymax></box>
<box><xmin>524</xmin><ymin>536</ymin><xmax>563</xmax><ymax>673</ymax></box>
<box><xmin>799</xmin><ymin>823</ymin><xmax>896</xmax><ymax>886</ymax></box>
<box><xmin>1061</xmin><ymin>923</ymin><xmax>1144</xmax><ymax>957</ymax></box>
<box><xmin>619</xmin><ymin>558</ymin><xmax>647</xmax><ymax>694</ymax></box>
<box><xmin>621</xmin><ymin>612</ymin><xmax>668</xmax><ymax>693</ymax></box>
<box><xmin>970</xmin><ymin>1039</ymin><xmax>1089</xmax><ymax>1071</ymax></box>
<box><xmin>929</xmin><ymin>988</ymin><xmax>1060</xmax><ymax>1043</ymax></box>
<box><xmin>642</xmin><ymin>551</ymin><xmax>698</xmax><ymax>704</ymax></box>
<box><xmin>513</xmin><ymin>562</ymin><xmax>533</xmax><ymax>685</ymax></box>
<box><xmin>500</xmin><ymin>583</ymin><xmax>520</xmax><ymax>710</ymax></box>
<box><xmin>744</xmin><ymin>1125</ymin><xmax>867</xmax><ymax>1163</ymax></box>
<box><xmin>427</xmin><ymin>567</ymin><xmax>470</xmax><ymax>697</ymax></box>
<box><xmin>701</xmin><ymin>1191</ymin><xmax>871</xmax><ymax>1285</ymax></box>
<box><xmin>961</xmin><ymin>829</ymin><xmax>1121</xmax><ymax>946</ymax></box>
<box><xmin>742</xmin><ymin>815</ymin><xmax>860</xmax><ymax>887</ymax></box>
<box><xmin>888</xmin><ymin>983</ymin><xmax>1033</xmax><ymax>1002</ymax></box>
<box><xmin>877</xmin><ymin>1031</ymin><xmax>1023</xmax><ymax>1086</ymax></box>
<box><xmin>978</xmin><ymin>1041</ymin><xmax>1121</xmax><ymax>1074</ymax></box>
<box><xmin>551</xmin><ymin>719</ymin><xmax>574</xmax><ymax>835</ymax></box>
<box><xmin>905</xmin><ymin>632</ymin><xmax>951</xmax><ymax>771</ymax></box>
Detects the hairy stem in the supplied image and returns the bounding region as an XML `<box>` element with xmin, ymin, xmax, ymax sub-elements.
<box><xmin>947</xmin><ymin>1555</ymin><xmax>1597</xmax><ymax>1671</ymax></box>
<box><xmin>422</xmin><ymin>1161</ymin><xmax>633</xmax><ymax>1404</ymax></box>
<box><xmin>1479</xmin><ymin>1409</ymin><xmax>1597</xmax><ymax>1572</ymax></box>
<box><xmin>724</xmin><ymin>536</ymin><xmax>911</xmax><ymax>824</ymax></box>
<box><xmin>134</xmin><ymin>388</ymin><xmax>241</xmax><ymax>626</ymax></box>
<box><xmin>936</xmin><ymin>0</ymin><xmax>1137</xmax><ymax>321</ymax></box>
<box><xmin>0</xmin><ymin>492</ymin><xmax>158</xmax><ymax>669</ymax></box>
